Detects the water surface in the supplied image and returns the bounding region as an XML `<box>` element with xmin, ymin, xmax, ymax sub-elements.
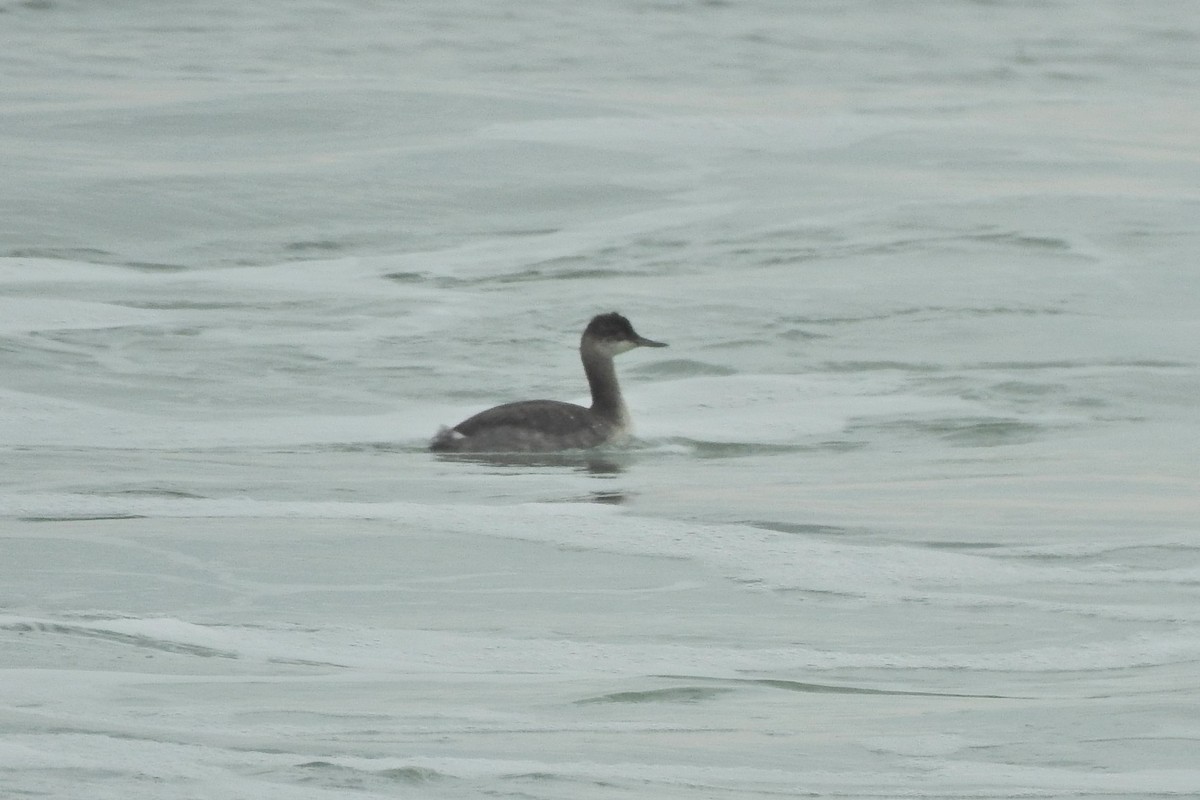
<box><xmin>2</xmin><ymin>2</ymin><xmax>1199</xmax><ymax>798</ymax></box>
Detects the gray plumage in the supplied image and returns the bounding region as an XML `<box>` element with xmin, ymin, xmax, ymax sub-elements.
<box><xmin>430</xmin><ymin>312</ymin><xmax>667</xmax><ymax>453</ymax></box>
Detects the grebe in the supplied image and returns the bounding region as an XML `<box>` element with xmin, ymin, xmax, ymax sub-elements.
<box><xmin>430</xmin><ymin>312</ymin><xmax>667</xmax><ymax>453</ymax></box>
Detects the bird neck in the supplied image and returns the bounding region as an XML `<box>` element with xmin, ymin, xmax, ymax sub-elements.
<box><xmin>582</xmin><ymin>348</ymin><xmax>627</xmax><ymax>425</ymax></box>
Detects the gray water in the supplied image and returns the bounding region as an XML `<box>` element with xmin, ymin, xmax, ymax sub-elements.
<box><xmin>2</xmin><ymin>2</ymin><xmax>1199</xmax><ymax>798</ymax></box>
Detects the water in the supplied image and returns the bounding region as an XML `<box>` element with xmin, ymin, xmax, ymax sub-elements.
<box><xmin>2</xmin><ymin>1</ymin><xmax>1199</xmax><ymax>797</ymax></box>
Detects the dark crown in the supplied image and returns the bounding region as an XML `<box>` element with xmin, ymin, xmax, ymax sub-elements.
<box><xmin>584</xmin><ymin>312</ymin><xmax>638</xmax><ymax>341</ymax></box>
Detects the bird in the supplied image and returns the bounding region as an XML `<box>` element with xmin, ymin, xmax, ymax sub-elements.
<box><xmin>430</xmin><ymin>312</ymin><xmax>667</xmax><ymax>453</ymax></box>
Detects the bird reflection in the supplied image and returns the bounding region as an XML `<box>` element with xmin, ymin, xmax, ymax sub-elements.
<box><xmin>432</xmin><ymin>450</ymin><xmax>626</xmax><ymax>476</ymax></box>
